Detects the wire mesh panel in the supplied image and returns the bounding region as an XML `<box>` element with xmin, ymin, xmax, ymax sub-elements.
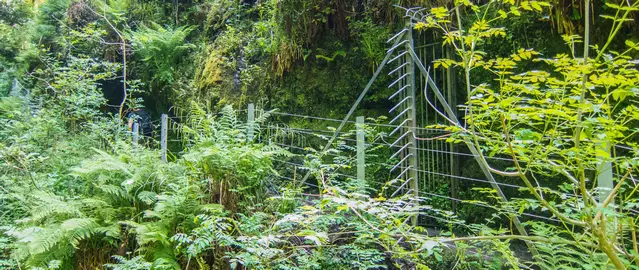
<box><xmin>259</xmin><ymin>112</ymin><xmax>363</xmax><ymax>190</ymax></box>
<box><xmin>413</xmin><ymin>29</ymin><xmax>459</xmax><ymax>212</ymax></box>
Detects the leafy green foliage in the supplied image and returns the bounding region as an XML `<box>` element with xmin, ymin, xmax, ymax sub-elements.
<box><xmin>105</xmin><ymin>255</ymin><xmax>152</xmax><ymax>270</ymax></box>
<box><xmin>34</xmin><ymin>56</ymin><xmax>120</xmax><ymax>125</ymax></box>
<box><xmin>416</xmin><ymin>0</ymin><xmax>639</xmax><ymax>268</ymax></box>
<box><xmin>128</xmin><ymin>23</ymin><xmax>195</xmax><ymax>86</ymax></box>
<box><xmin>2</xmin><ymin>0</ymin><xmax>639</xmax><ymax>269</ymax></box>
<box><xmin>0</xmin><ymin>0</ymin><xmax>35</xmax><ymax>97</ymax></box>
<box><xmin>35</xmin><ymin>0</ymin><xmax>70</xmax><ymax>49</ymax></box>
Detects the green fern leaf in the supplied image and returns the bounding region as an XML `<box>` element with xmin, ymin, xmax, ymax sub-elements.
<box><xmin>61</xmin><ymin>218</ymin><xmax>100</xmax><ymax>248</ymax></box>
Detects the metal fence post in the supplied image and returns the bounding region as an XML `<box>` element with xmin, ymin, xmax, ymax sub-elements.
<box><xmin>247</xmin><ymin>103</ymin><xmax>255</xmax><ymax>142</ymax></box>
<box><xmin>406</xmin><ymin>23</ymin><xmax>419</xmax><ymax>226</ymax></box>
<box><xmin>596</xmin><ymin>140</ymin><xmax>613</xmax><ymax>204</ymax></box>
<box><xmin>132</xmin><ymin>122</ymin><xmax>139</xmax><ymax>146</ymax></box>
<box><xmin>356</xmin><ymin>116</ymin><xmax>365</xmax><ymax>183</ymax></box>
<box><xmin>161</xmin><ymin>114</ymin><xmax>168</xmax><ymax>163</ymax></box>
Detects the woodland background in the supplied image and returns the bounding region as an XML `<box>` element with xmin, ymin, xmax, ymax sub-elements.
<box><xmin>1</xmin><ymin>0</ymin><xmax>638</xmax><ymax>269</ymax></box>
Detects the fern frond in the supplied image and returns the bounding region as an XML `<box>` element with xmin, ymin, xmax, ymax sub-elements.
<box><xmin>71</xmin><ymin>148</ymin><xmax>132</xmax><ymax>177</ymax></box>
<box><xmin>61</xmin><ymin>218</ymin><xmax>100</xmax><ymax>248</ymax></box>
<box><xmin>26</xmin><ymin>242</ymin><xmax>72</xmax><ymax>269</ymax></box>
<box><xmin>254</xmin><ymin>108</ymin><xmax>274</xmax><ymax>124</ymax></box>
<box><xmin>29</xmin><ymin>192</ymin><xmax>82</xmax><ymax>223</ymax></box>
<box><xmin>196</xmin><ymin>256</ymin><xmax>211</xmax><ymax>270</ymax></box>
<box><xmin>127</xmin><ymin>221</ymin><xmax>171</xmax><ymax>246</ymax></box>
<box><xmin>260</xmin><ymin>144</ymin><xmax>291</xmax><ymax>157</ymax></box>
<box><xmin>98</xmin><ymin>184</ymin><xmax>133</xmax><ymax>201</ymax></box>
<box><xmin>105</xmin><ymin>255</ymin><xmax>152</xmax><ymax>270</ymax></box>
<box><xmin>151</xmin><ymin>243</ymin><xmax>181</xmax><ymax>269</ymax></box>
<box><xmin>137</xmin><ymin>191</ymin><xmax>158</xmax><ymax>205</ymax></box>
<box><xmin>95</xmin><ymin>223</ymin><xmax>120</xmax><ymax>239</ymax></box>
<box><xmin>25</xmin><ymin>226</ymin><xmax>64</xmax><ymax>258</ymax></box>
<box><xmin>219</xmin><ymin>105</ymin><xmax>238</xmax><ymax>131</ymax></box>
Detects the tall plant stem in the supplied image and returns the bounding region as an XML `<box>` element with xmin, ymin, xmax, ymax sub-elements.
<box><xmin>576</xmin><ymin>2</ymin><xmax>627</xmax><ymax>268</ymax></box>
<box><xmin>595</xmin><ymin>0</ymin><xmax>639</xmax><ymax>61</ymax></box>
<box><xmin>596</xmin><ymin>222</ymin><xmax>627</xmax><ymax>270</ymax></box>
<box><xmin>573</xmin><ymin>0</ymin><xmax>592</xmax><ymax>206</ymax></box>
<box><xmin>500</xmin><ymin>115</ymin><xmax>585</xmax><ymax>226</ymax></box>
<box><xmin>451</xmin><ymin>4</ymin><xmax>542</xmax><ymax>260</ymax></box>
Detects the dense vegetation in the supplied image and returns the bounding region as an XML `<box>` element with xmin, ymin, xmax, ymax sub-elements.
<box><xmin>1</xmin><ymin>0</ymin><xmax>638</xmax><ymax>269</ymax></box>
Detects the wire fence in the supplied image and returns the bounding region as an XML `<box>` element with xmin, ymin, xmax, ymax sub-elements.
<box><xmin>14</xmin><ymin>65</ymin><xmax>633</xmax><ymax>229</ymax></box>
<box><xmin>12</xmin><ymin>74</ymin><xmax>637</xmax><ymax>230</ymax></box>
<box><xmin>253</xmin><ymin>108</ymin><xmax>588</xmax><ymax>226</ymax></box>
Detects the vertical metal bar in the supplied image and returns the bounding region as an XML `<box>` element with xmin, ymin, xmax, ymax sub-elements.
<box><xmin>428</xmin><ymin>46</ymin><xmax>435</xmax><ymax>191</ymax></box>
<box><xmin>436</xmin><ymin>132</ymin><xmax>440</xmax><ymax>191</ymax></box>
<box><xmin>247</xmin><ymin>103</ymin><xmax>255</xmax><ymax>142</ymax></box>
<box><xmin>440</xmin><ymin>50</ymin><xmax>447</xmax><ymax>201</ymax></box>
<box><xmin>407</xmin><ymin>24</ymin><xmax>419</xmax><ymax>226</ymax></box>
<box><xmin>439</xmin><ymin>48</ymin><xmax>445</xmax><ymax>194</ymax></box>
<box><xmin>440</xmin><ymin>129</ymin><xmax>444</xmax><ymax>193</ymax></box>
<box><xmin>430</xmin><ymin>44</ymin><xmax>440</xmax><ymax>124</ymax></box>
<box><xmin>132</xmin><ymin>123</ymin><xmax>139</xmax><ymax>146</ymax></box>
<box><xmin>399</xmin><ymin>46</ymin><xmax>407</xmax><ymax>196</ymax></box>
<box><xmin>356</xmin><ymin>116</ymin><xmax>365</xmax><ymax>184</ymax></box>
<box><xmin>419</xmin><ymin>35</ymin><xmax>427</xmax><ymax>194</ymax></box>
<box><xmin>446</xmin><ymin>45</ymin><xmax>459</xmax><ymax>212</ymax></box>
<box><xmin>161</xmin><ymin>114</ymin><xmax>168</xmax><ymax>163</ymax></box>
<box><xmin>428</xmin><ymin>48</ymin><xmax>436</xmax><ymax>186</ymax></box>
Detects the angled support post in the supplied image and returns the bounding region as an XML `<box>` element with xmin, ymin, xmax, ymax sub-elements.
<box><xmin>297</xmin><ymin>35</ymin><xmax>406</xmax><ymax>187</ymax></box>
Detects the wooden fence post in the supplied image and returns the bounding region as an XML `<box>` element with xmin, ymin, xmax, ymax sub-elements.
<box><xmin>161</xmin><ymin>114</ymin><xmax>168</xmax><ymax>163</ymax></box>
<box><xmin>356</xmin><ymin>116</ymin><xmax>365</xmax><ymax>183</ymax></box>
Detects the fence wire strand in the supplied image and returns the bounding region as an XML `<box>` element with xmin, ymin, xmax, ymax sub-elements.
<box><xmin>141</xmin><ymin>108</ymin><xmax>623</xmax><ymax>228</ymax></box>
